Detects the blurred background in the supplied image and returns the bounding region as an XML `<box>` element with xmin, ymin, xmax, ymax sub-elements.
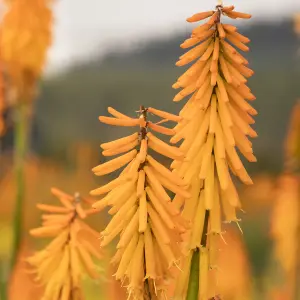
<box><xmin>1</xmin><ymin>0</ymin><xmax>300</xmax><ymax>299</ymax></box>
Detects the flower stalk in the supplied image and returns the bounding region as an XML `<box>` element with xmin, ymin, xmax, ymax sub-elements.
<box><xmin>186</xmin><ymin>210</ymin><xmax>210</xmax><ymax>300</ymax></box>
<box><xmin>186</xmin><ymin>250</ymin><xmax>200</xmax><ymax>300</ymax></box>
<box><xmin>1</xmin><ymin>102</ymin><xmax>30</xmax><ymax>300</ymax></box>
<box><xmin>11</xmin><ymin>103</ymin><xmax>28</xmax><ymax>271</ymax></box>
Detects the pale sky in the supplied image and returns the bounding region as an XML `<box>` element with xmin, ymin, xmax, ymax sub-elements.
<box><xmin>47</xmin><ymin>0</ymin><xmax>299</xmax><ymax>73</ymax></box>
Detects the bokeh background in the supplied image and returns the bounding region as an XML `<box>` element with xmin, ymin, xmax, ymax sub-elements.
<box><xmin>1</xmin><ymin>0</ymin><xmax>300</xmax><ymax>299</ymax></box>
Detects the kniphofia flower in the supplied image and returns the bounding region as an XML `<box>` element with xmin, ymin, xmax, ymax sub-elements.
<box><xmin>284</xmin><ymin>100</ymin><xmax>300</xmax><ymax>170</ymax></box>
<box><xmin>170</xmin><ymin>4</ymin><xmax>256</xmax><ymax>299</ymax></box>
<box><xmin>0</xmin><ymin>0</ymin><xmax>53</xmax><ymax>100</ymax></box>
<box><xmin>90</xmin><ymin>106</ymin><xmax>190</xmax><ymax>299</ymax></box>
<box><xmin>27</xmin><ymin>188</ymin><xmax>103</xmax><ymax>300</ymax></box>
<box><xmin>0</xmin><ymin>65</ymin><xmax>5</xmax><ymax>136</ymax></box>
<box><xmin>294</xmin><ymin>13</ymin><xmax>300</xmax><ymax>36</ymax></box>
<box><xmin>270</xmin><ymin>102</ymin><xmax>300</xmax><ymax>295</ymax></box>
<box><xmin>271</xmin><ymin>175</ymin><xmax>299</xmax><ymax>285</ymax></box>
<box><xmin>215</xmin><ymin>228</ymin><xmax>251</xmax><ymax>300</ymax></box>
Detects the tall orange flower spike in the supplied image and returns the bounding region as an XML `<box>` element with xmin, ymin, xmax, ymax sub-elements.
<box><xmin>271</xmin><ymin>175</ymin><xmax>299</xmax><ymax>291</ymax></box>
<box><xmin>294</xmin><ymin>13</ymin><xmax>300</xmax><ymax>36</ymax></box>
<box><xmin>0</xmin><ymin>0</ymin><xmax>53</xmax><ymax>100</ymax></box>
<box><xmin>90</xmin><ymin>106</ymin><xmax>190</xmax><ymax>299</ymax></box>
<box><xmin>284</xmin><ymin>100</ymin><xmax>300</xmax><ymax>169</ymax></box>
<box><xmin>171</xmin><ymin>4</ymin><xmax>256</xmax><ymax>299</ymax></box>
<box><xmin>27</xmin><ymin>188</ymin><xmax>102</xmax><ymax>300</ymax></box>
<box><xmin>0</xmin><ymin>66</ymin><xmax>6</xmax><ymax>136</ymax></box>
<box><xmin>270</xmin><ymin>102</ymin><xmax>300</xmax><ymax>296</ymax></box>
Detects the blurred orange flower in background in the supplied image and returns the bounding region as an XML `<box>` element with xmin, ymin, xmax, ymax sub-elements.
<box><xmin>0</xmin><ymin>0</ymin><xmax>53</xmax><ymax>102</ymax></box>
<box><xmin>8</xmin><ymin>243</ymin><xmax>44</xmax><ymax>300</ymax></box>
<box><xmin>213</xmin><ymin>227</ymin><xmax>252</xmax><ymax>300</ymax></box>
<box><xmin>294</xmin><ymin>13</ymin><xmax>300</xmax><ymax>36</ymax></box>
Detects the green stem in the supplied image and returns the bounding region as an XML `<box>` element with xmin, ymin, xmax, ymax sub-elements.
<box><xmin>186</xmin><ymin>250</ymin><xmax>200</xmax><ymax>300</ymax></box>
<box><xmin>0</xmin><ymin>285</ymin><xmax>4</xmax><ymax>300</ymax></box>
<box><xmin>11</xmin><ymin>103</ymin><xmax>27</xmax><ymax>269</ymax></box>
<box><xmin>1</xmin><ymin>104</ymin><xmax>28</xmax><ymax>300</ymax></box>
<box><xmin>186</xmin><ymin>210</ymin><xmax>210</xmax><ymax>300</ymax></box>
<box><xmin>0</xmin><ymin>259</ymin><xmax>9</xmax><ymax>300</ymax></box>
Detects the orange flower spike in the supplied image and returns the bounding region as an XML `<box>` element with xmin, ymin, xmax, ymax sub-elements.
<box><xmin>27</xmin><ymin>189</ymin><xmax>102</xmax><ymax>300</ymax></box>
<box><xmin>1</xmin><ymin>0</ymin><xmax>54</xmax><ymax>100</ymax></box>
<box><xmin>294</xmin><ymin>13</ymin><xmax>300</xmax><ymax>36</ymax></box>
<box><xmin>172</xmin><ymin>4</ymin><xmax>256</xmax><ymax>299</ymax></box>
<box><xmin>92</xmin><ymin>106</ymin><xmax>188</xmax><ymax>298</ymax></box>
